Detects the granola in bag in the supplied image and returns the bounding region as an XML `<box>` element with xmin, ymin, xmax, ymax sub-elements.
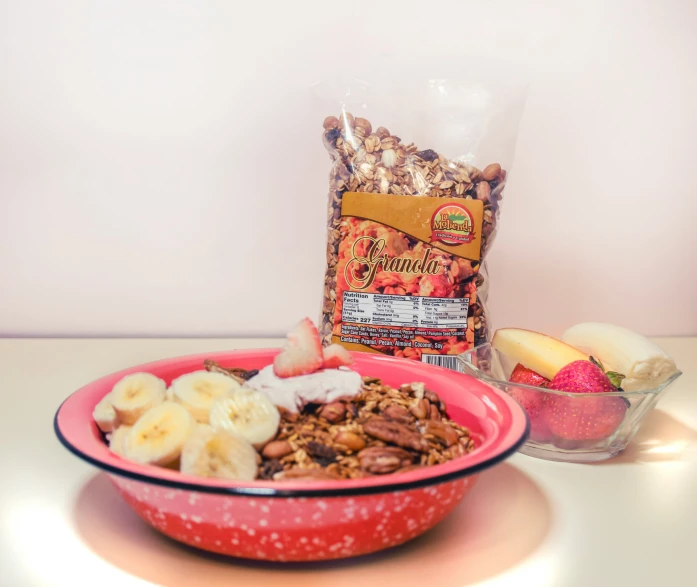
<box><xmin>318</xmin><ymin>80</ymin><xmax>524</xmax><ymax>370</ymax></box>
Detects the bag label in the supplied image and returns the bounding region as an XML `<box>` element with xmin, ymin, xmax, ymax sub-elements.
<box><xmin>331</xmin><ymin>192</ymin><xmax>483</xmax><ymax>359</ymax></box>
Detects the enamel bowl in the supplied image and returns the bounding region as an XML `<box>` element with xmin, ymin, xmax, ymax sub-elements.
<box><xmin>55</xmin><ymin>349</ymin><xmax>528</xmax><ymax>562</ymax></box>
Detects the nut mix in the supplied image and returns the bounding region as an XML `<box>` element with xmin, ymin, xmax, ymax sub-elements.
<box><xmin>255</xmin><ymin>374</ymin><xmax>475</xmax><ymax>481</ymax></box>
<box><xmin>320</xmin><ymin>112</ymin><xmax>507</xmax><ymax>364</ymax></box>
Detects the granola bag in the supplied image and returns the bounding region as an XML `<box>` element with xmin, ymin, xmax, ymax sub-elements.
<box><xmin>316</xmin><ymin>76</ymin><xmax>526</xmax><ymax>370</ymax></box>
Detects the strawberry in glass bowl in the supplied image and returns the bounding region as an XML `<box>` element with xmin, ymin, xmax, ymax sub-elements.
<box><xmin>458</xmin><ymin>324</ymin><xmax>682</xmax><ymax>463</ymax></box>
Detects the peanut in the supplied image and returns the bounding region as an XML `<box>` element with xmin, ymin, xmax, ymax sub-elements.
<box><xmin>334</xmin><ymin>431</ymin><xmax>366</xmax><ymax>452</ymax></box>
<box><xmin>262</xmin><ymin>440</ymin><xmax>293</xmax><ymax>459</ymax></box>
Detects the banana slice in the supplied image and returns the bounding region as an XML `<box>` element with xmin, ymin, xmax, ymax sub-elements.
<box><xmin>123</xmin><ymin>401</ymin><xmax>195</xmax><ymax>465</ymax></box>
<box><xmin>180</xmin><ymin>424</ymin><xmax>259</xmax><ymax>481</ymax></box>
<box><xmin>170</xmin><ymin>370</ymin><xmax>240</xmax><ymax>423</ymax></box>
<box><xmin>209</xmin><ymin>388</ymin><xmax>280</xmax><ymax>448</ymax></box>
<box><xmin>93</xmin><ymin>393</ymin><xmax>119</xmax><ymax>432</ymax></box>
<box><xmin>109</xmin><ymin>425</ymin><xmax>132</xmax><ymax>457</ymax></box>
<box><xmin>110</xmin><ymin>372</ymin><xmax>167</xmax><ymax>425</ymax></box>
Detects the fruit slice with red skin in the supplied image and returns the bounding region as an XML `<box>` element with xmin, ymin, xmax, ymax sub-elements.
<box><xmin>507</xmin><ymin>386</ymin><xmax>552</xmax><ymax>443</ymax></box>
<box><xmin>549</xmin><ymin>360</ymin><xmax>617</xmax><ymax>394</ymax></box>
<box><xmin>508</xmin><ymin>364</ymin><xmax>552</xmax><ymax>443</ymax></box>
<box><xmin>529</xmin><ymin>416</ymin><xmax>553</xmax><ymax>444</ymax></box>
<box><xmin>273</xmin><ymin>318</ymin><xmax>324</xmax><ymax>378</ymax></box>
<box><xmin>322</xmin><ymin>344</ymin><xmax>354</xmax><ymax>369</ymax></box>
<box><xmin>543</xmin><ymin>394</ymin><xmax>627</xmax><ymax>441</ymax></box>
<box><xmin>509</xmin><ymin>363</ymin><xmax>550</xmax><ymax>388</ymax></box>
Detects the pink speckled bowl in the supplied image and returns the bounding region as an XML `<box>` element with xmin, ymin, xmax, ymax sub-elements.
<box><xmin>55</xmin><ymin>349</ymin><xmax>528</xmax><ymax>561</ymax></box>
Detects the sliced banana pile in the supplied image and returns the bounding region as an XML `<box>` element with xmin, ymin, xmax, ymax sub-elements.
<box><xmin>92</xmin><ymin>368</ymin><xmax>281</xmax><ymax>481</ymax></box>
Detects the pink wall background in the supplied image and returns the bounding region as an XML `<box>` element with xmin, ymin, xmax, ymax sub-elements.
<box><xmin>1</xmin><ymin>0</ymin><xmax>695</xmax><ymax>337</ymax></box>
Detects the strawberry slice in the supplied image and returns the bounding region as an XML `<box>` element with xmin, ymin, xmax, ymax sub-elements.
<box><xmin>509</xmin><ymin>363</ymin><xmax>550</xmax><ymax>388</ymax></box>
<box><xmin>322</xmin><ymin>344</ymin><xmax>354</xmax><ymax>369</ymax></box>
<box><xmin>508</xmin><ymin>364</ymin><xmax>552</xmax><ymax>442</ymax></box>
<box><xmin>273</xmin><ymin>318</ymin><xmax>324</xmax><ymax>378</ymax></box>
<box><xmin>508</xmin><ymin>386</ymin><xmax>553</xmax><ymax>443</ymax></box>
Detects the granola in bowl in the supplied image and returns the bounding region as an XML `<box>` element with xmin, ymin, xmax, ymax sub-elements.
<box><xmin>92</xmin><ymin>318</ymin><xmax>475</xmax><ymax>482</ymax></box>
<box><xmin>244</xmin><ymin>369</ymin><xmax>474</xmax><ymax>481</ymax></box>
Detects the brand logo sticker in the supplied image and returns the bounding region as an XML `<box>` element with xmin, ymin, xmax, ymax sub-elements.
<box><xmin>430</xmin><ymin>204</ymin><xmax>475</xmax><ymax>245</ymax></box>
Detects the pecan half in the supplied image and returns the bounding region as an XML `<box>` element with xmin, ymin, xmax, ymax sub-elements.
<box><xmin>421</xmin><ymin>420</ymin><xmax>459</xmax><ymax>447</ymax></box>
<box><xmin>383</xmin><ymin>404</ymin><xmax>413</xmax><ymax>423</ymax></box>
<box><xmin>358</xmin><ymin>446</ymin><xmax>415</xmax><ymax>474</ymax></box>
<box><xmin>363</xmin><ymin>417</ymin><xmax>429</xmax><ymax>452</ymax></box>
<box><xmin>429</xmin><ymin>404</ymin><xmax>442</xmax><ymax>421</ymax></box>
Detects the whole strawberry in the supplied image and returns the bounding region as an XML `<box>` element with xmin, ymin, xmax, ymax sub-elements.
<box><xmin>544</xmin><ymin>394</ymin><xmax>627</xmax><ymax>441</ymax></box>
<box><xmin>544</xmin><ymin>359</ymin><xmax>627</xmax><ymax>441</ymax></box>
<box><xmin>549</xmin><ymin>360</ymin><xmax>616</xmax><ymax>394</ymax></box>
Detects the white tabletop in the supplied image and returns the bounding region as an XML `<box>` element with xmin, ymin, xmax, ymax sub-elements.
<box><xmin>0</xmin><ymin>337</ymin><xmax>694</xmax><ymax>587</ymax></box>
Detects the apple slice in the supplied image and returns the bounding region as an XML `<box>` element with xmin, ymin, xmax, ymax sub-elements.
<box><xmin>492</xmin><ymin>328</ymin><xmax>588</xmax><ymax>380</ymax></box>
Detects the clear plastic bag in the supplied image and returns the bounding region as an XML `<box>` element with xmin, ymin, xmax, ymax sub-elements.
<box><xmin>315</xmin><ymin>76</ymin><xmax>526</xmax><ymax>369</ymax></box>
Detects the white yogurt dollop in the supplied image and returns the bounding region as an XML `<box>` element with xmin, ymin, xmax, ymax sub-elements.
<box><xmin>244</xmin><ymin>365</ymin><xmax>363</xmax><ymax>413</ymax></box>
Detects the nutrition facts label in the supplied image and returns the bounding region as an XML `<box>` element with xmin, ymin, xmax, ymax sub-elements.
<box><xmin>342</xmin><ymin>292</ymin><xmax>469</xmax><ymax>328</ymax></box>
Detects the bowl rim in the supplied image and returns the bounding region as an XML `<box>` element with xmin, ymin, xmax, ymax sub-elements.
<box><xmin>54</xmin><ymin>348</ymin><xmax>529</xmax><ymax>498</ymax></box>
<box><xmin>459</xmin><ymin>343</ymin><xmax>683</xmax><ymax>397</ymax></box>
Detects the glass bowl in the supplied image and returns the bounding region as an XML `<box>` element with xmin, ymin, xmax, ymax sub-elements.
<box><xmin>458</xmin><ymin>343</ymin><xmax>682</xmax><ymax>463</ymax></box>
